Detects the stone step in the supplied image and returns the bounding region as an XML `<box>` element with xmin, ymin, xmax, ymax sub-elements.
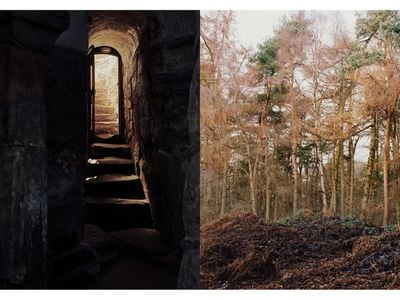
<box><xmin>96</xmin><ymin>113</ymin><xmax>117</xmax><ymax>122</ymax></box>
<box><xmin>96</xmin><ymin>100</ymin><xmax>115</xmax><ymax>107</ymax></box>
<box><xmin>95</xmin><ymin>121</ymin><xmax>119</xmax><ymax>133</ymax></box>
<box><xmin>87</xmin><ymin>156</ymin><xmax>135</xmax><ymax>176</ymax></box>
<box><xmin>96</xmin><ymin>105</ymin><xmax>114</xmax><ymax>114</ymax></box>
<box><xmin>95</xmin><ymin>128</ymin><xmax>119</xmax><ymax>135</ymax></box>
<box><xmin>85</xmin><ymin>174</ymin><xmax>144</xmax><ymax>198</ymax></box>
<box><xmin>85</xmin><ymin>198</ymin><xmax>153</xmax><ymax>231</ymax></box>
<box><xmin>96</xmin><ymin>92</ymin><xmax>108</xmax><ymax>97</ymax></box>
<box><xmin>90</xmin><ymin>143</ymin><xmax>131</xmax><ymax>159</ymax></box>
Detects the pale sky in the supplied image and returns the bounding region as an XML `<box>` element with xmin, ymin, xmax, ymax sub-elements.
<box><xmin>235</xmin><ymin>10</ymin><xmax>359</xmax><ymax>49</ymax></box>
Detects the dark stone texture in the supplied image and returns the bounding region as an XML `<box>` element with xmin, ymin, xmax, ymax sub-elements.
<box><xmin>0</xmin><ymin>145</ymin><xmax>47</xmax><ymax>287</ymax></box>
<box><xmin>4</xmin><ymin>47</ymin><xmax>46</xmax><ymax>145</ymax></box>
<box><xmin>178</xmin><ymin>32</ymin><xmax>200</xmax><ymax>289</ymax></box>
<box><xmin>46</xmin><ymin>44</ymin><xmax>87</xmax><ymax>256</ymax></box>
<box><xmin>0</xmin><ymin>19</ymin><xmax>62</xmax><ymax>287</ymax></box>
<box><xmin>0</xmin><ymin>12</ymin><xmax>76</xmax><ymax>287</ymax></box>
<box><xmin>0</xmin><ymin>12</ymin><xmax>69</xmax><ymax>53</ymax></box>
<box><xmin>0</xmin><ymin>44</ymin><xmax>50</xmax><ymax>287</ymax></box>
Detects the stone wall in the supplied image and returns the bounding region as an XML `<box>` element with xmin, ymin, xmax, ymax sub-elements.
<box><xmin>0</xmin><ymin>12</ymin><xmax>69</xmax><ymax>287</ymax></box>
<box><xmin>130</xmin><ymin>12</ymin><xmax>199</xmax><ymax>256</ymax></box>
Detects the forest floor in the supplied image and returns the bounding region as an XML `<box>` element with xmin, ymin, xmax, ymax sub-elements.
<box><xmin>201</xmin><ymin>213</ymin><xmax>400</xmax><ymax>289</ymax></box>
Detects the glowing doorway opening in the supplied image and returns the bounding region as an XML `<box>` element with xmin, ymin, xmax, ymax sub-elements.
<box><xmin>94</xmin><ymin>54</ymin><xmax>119</xmax><ymax>135</ymax></box>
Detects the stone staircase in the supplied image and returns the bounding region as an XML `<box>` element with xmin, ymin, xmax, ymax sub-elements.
<box><xmin>94</xmin><ymin>88</ymin><xmax>119</xmax><ymax>135</ymax></box>
<box><xmin>85</xmin><ymin>139</ymin><xmax>153</xmax><ymax>231</ymax></box>
<box><xmin>48</xmin><ymin>137</ymin><xmax>180</xmax><ymax>288</ymax></box>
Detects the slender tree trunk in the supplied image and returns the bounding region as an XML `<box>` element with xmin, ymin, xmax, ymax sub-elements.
<box><xmin>316</xmin><ymin>141</ymin><xmax>328</xmax><ymax>215</ymax></box>
<box><xmin>247</xmin><ymin>139</ymin><xmax>261</xmax><ymax>215</ymax></box>
<box><xmin>220</xmin><ymin>160</ymin><xmax>228</xmax><ymax>215</ymax></box>
<box><xmin>397</xmin><ymin>194</ymin><xmax>400</xmax><ymax>227</ymax></box>
<box><xmin>290</xmin><ymin>65</ymin><xmax>299</xmax><ymax>216</ymax></box>
<box><xmin>247</xmin><ymin>152</ymin><xmax>256</xmax><ymax>215</ymax></box>
<box><xmin>339</xmin><ymin>141</ymin><xmax>345</xmax><ymax>217</ymax></box>
<box><xmin>265</xmin><ymin>178</ymin><xmax>271</xmax><ymax>222</ymax></box>
<box><xmin>330</xmin><ymin>143</ymin><xmax>339</xmax><ymax>214</ymax></box>
<box><xmin>265</xmin><ymin>136</ymin><xmax>271</xmax><ymax>222</ymax></box>
<box><xmin>291</xmin><ymin>134</ymin><xmax>298</xmax><ymax>215</ymax></box>
<box><xmin>249</xmin><ymin>178</ymin><xmax>257</xmax><ymax>215</ymax></box>
<box><xmin>383</xmin><ymin>110</ymin><xmax>392</xmax><ymax>226</ymax></box>
<box><xmin>273</xmin><ymin>194</ymin><xmax>278</xmax><ymax>222</ymax></box>
<box><xmin>362</xmin><ymin>114</ymin><xmax>377</xmax><ymax>219</ymax></box>
<box><xmin>348</xmin><ymin>138</ymin><xmax>357</xmax><ymax>217</ymax></box>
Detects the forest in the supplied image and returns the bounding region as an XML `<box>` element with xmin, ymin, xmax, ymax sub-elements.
<box><xmin>200</xmin><ymin>10</ymin><xmax>400</xmax><ymax>289</ymax></box>
<box><xmin>201</xmin><ymin>10</ymin><xmax>400</xmax><ymax>227</ymax></box>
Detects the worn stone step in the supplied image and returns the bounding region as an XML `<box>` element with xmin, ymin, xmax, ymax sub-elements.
<box><xmin>95</xmin><ymin>126</ymin><xmax>119</xmax><ymax>135</ymax></box>
<box><xmin>96</xmin><ymin>113</ymin><xmax>117</xmax><ymax>122</ymax></box>
<box><xmin>95</xmin><ymin>128</ymin><xmax>119</xmax><ymax>135</ymax></box>
<box><xmin>87</xmin><ymin>156</ymin><xmax>135</xmax><ymax>176</ymax></box>
<box><xmin>85</xmin><ymin>174</ymin><xmax>144</xmax><ymax>198</ymax></box>
<box><xmin>96</xmin><ymin>100</ymin><xmax>115</xmax><ymax>108</ymax></box>
<box><xmin>96</xmin><ymin>105</ymin><xmax>114</xmax><ymax>114</ymax></box>
<box><xmin>95</xmin><ymin>121</ymin><xmax>119</xmax><ymax>134</ymax></box>
<box><xmin>95</xmin><ymin>94</ymin><xmax>108</xmax><ymax>100</ymax></box>
<box><xmin>85</xmin><ymin>198</ymin><xmax>153</xmax><ymax>231</ymax></box>
<box><xmin>86</xmin><ymin>197</ymin><xmax>149</xmax><ymax>206</ymax></box>
<box><xmin>90</xmin><ymin>143</ymin><xmax>131</xmax><ymax>158</ymax></box>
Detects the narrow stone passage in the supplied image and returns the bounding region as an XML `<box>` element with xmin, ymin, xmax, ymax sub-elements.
<box><xmin>0</xmin><ymin>11</ymin><xmax>199</xmax><ymax>288</ymax></box>
<box><xmin>48</xmin><ymin>136</ymin><xmax>179</xmax><ymax>288</ymax></box>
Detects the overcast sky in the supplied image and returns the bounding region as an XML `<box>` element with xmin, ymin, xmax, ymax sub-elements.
<box><xmin>235</xmin><ymin>10</ymin><xmax>359</xmax><ymax>49</ymax></box>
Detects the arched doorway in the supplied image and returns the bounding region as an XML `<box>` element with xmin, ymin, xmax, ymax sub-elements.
<box><xmin>88</xmin><ymin>45</ymin><xmax>124</xmax><ymax>140</ymax></box>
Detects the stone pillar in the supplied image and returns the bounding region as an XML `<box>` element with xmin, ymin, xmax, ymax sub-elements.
<box><xmin>0</xmin><ymin>12</ymin><xmax>69</xmax><ymax>287</ymax></box>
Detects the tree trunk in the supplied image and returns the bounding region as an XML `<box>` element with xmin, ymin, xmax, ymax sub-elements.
<box><xmin>265</xmin><ymin>179</ymin><xmax>271</xmax><ymax>222</ymax></box>
<box><xmin>330</xmin><ymin>143</ymin><xmax>338</xmax><ymax>214</ymax></box>
<box><xmin>220</xmin><ymin>160</ymin><xmax>228</xmax><ymax>215</ymax></box>
<box><xmin>249</xmin><ymin>179</ymin><xmax>257</xmax><ymax>215</ymax></box>
<box><xmin>361</xmin><ymin>114</ymin><xmax>377</xmax><ymax>220</ymax></box>
<box><xmin>273</xmin><ymin>194</ymin><xmax>278</xmax><ymax>222</ymax></box>
<box><xmin>339</xmin><ymin>140</ymin><xmax>345</xmax><ymax>217</ymax></box>
<box><xmin>247</xmin><ymin>140</ymin><xmax>261</xmax><ymax>215</ymax></box>
<box><xmin>291</xmin><ymin>138</ymin><xmax>298</xmax><ymax>216</ymax></box>
<box><xmin>265</xmin><ymin>135</ymin><xmax>270</xmax><ymax>222</ymax></box>
<box><xmin>383</xmin><ymin>110</ymin><xmax>392</xmax><ymax>226</ymax></box>
<box><xmin>316</xmin><ymin>142</ymin><xmax>328</xmax><ymax>215</ymax></box>
<box><xmin>348</xmin><ymin>138</ymin><xmax>357</xmax><ymax>217</ymax></box>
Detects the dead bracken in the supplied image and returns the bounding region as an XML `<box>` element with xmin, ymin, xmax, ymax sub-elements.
<box><xmin>201</xmin><ymin>213</ymin><xmax>400</xmax><ymax>289</ymax></box>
